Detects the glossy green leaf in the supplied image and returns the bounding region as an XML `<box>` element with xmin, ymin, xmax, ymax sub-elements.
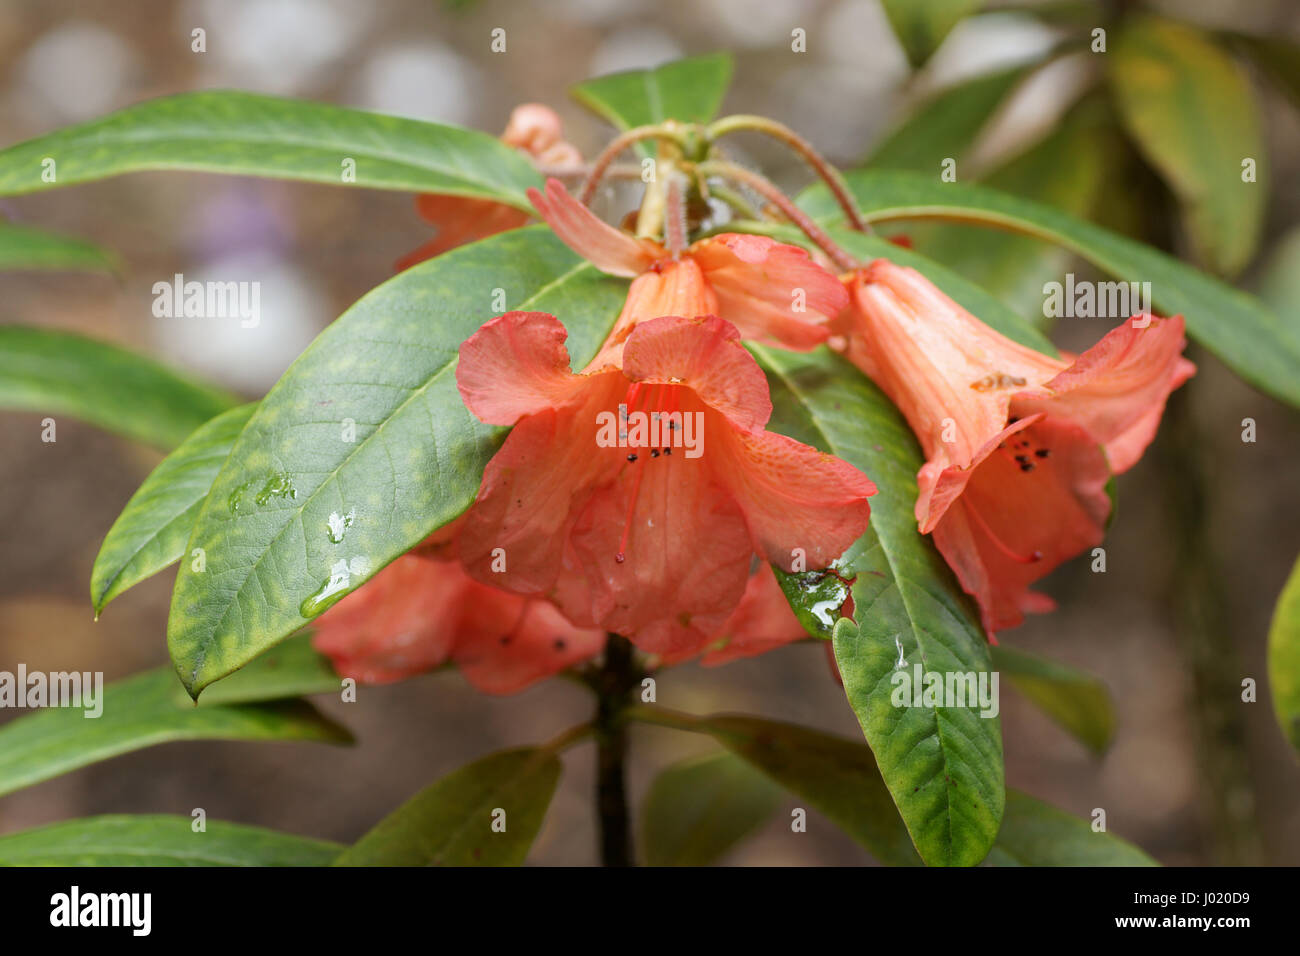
<box><xmin>0</xmin><ymin>91</ymin><xmax>540</xmax><ymax>205</ymax></box>
<box><xmin>867</xmin><ymin>65</ymin><xmax>1031</xmax><ymax>172</ymax></box>
<box><xmin>985</xmin><ymin>790</ymin><xmax>1158</xmax><ymax>866</ymax></box>
<box><xmin>908</xmin><ymin>108</ymin><xmax>1110</xmax><ymax>322</ymax></box>
<box><xmin>991</xmin><ymin>644</ymin><xmax>1114</xmax><ymax>755</ymax></box>
<box><xmin>687</xmin><ymin>714</ymin><xmax>922</xmax><ymax>866</ymax></box>
<box><xmin>881</xmin><ymin>0</ymin><xmax>982</xmax><ymax>68</ymax></box>
<box><xmin>639</xmin><ymin>751</ymin><xmax>782</xmax><ymax>866</ymax></box>
<box><xmin>178</xmin><ymin>632</ymin><xmax>340</xmax><ymax>708</ymax></box>
<box><xmin>0</xmin><ymin>222</ymin><xmax>117</xmax><ymax>273</ymax></box>
<box><xmin>92</xmin><ymin>404</ymin><xmax>254</xmax><ymax>615</ymax></box>
<box><xmin>167</xmin><ymin>228</ymin><xmax>626</xmax><ymax>698</ymax></box>
<box><xmin>0</xmin><ymin>668</ymin><xmax>350</xmax><ymax>797</ymax></box>
<box><xmin>0</xmin><ymin>815</ymin><xmax>341</xmax><ymax>866</ymax></box>
<box><xmin>1109</xmin><ymin>17</ymin><xmax>1265</xmax><ymax>277</ymax></box>
<box><xmin>571</xmin><ymin>53</ymin><xmax>733</xmax><ymax>135</ymax></box>
<box><xmin>1267</xmin><ymin>552</ymin><xmax>1300</xmax><ymax>754</ymax></box>
<box><xmin>754</xmin><ymin>345</ymin><xmax>1003</xmax><ymax>866</ymax></box>
<box><xmin>334</xmin><ymin>747</ymin><xmax>560</xmax><ymax>866</ymax></box>
<box><xmin>801</xmin><ymin>169</ymin><xmax>1300</xmax><ymax>408</ymax></box>
<box><xmin>0</xmin><ymin>326</ymin><xmax>239</xmax><ymax>449</ymax></box>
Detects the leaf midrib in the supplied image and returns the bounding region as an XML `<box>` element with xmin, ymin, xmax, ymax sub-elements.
<box><xmin>754</xmin><ymin>345</ymin><xmax>973</xmax><ymax>864</ymax></box>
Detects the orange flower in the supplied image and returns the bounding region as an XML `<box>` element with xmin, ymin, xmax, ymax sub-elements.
<box><xmin>835</xmin><ymin>259</ymin><xmax>1194</xmax><ymax>635</ymax></box>
<box><xmin>454</xmin><ymin>310</ymin><xmax>874</xmax><ymax>658</ymax></box>
<box><xmin>395</xmin><ymin>105</ymin><xmax>581</xmax><ymax>271</ymax></box>
<box><xmin>528</xmin><ymin>178</ymin><xmax>847</xmax><ymax>356</ymax></box>
<box><xmin>311</xmin><ymin>551</ymin><xmax>604</xmax><ymax>695</ymax></box>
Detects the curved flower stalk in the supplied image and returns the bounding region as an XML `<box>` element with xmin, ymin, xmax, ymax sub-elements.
<box><xmin>834</xmin><ymin>258</ymin><xmax>1195</xmax><ymax>635</ymax></box>
<box><xmin>529</xmin><ymin>178</ymin><xmax>847</xmax><ymax>356</ymax></box>
<box><xmin>395</xmin><ymin>105</ymin><xmax>582</xmax><ymax>271</ymax></box>
<box><xmin>454</xmin><ymin>310</ymin><xmax>875</xmax><ymax>658</ymax></box>
<box><xmin>311</xmin><ymin>550</ymin><xmax>606</xmax><ymax>695</ymax></box>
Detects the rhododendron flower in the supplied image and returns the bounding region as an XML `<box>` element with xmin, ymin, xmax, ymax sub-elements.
<box><xmin>528</xmin><ymin>178</ymin><xmax>846</xmax><ymax>357</ymax></box>
<box><xmin>454</xmin><ymin>310</ymin><xmax>875</xmax><ymax>657</ymax></box>
<box><xmin>834</xmin><ymin>259</ymin><xmax>1195</xmax><ymax>635</ymax></box>
<box><xmin>658</xmin><ymin>564</ymin><xmax>809</xmax><ymax>666</ymax></box>
<box><xmin>396</xmin><ymin>106</ymin><xmax>582</xmax><ymax>271</ymax></box>
<box><xmin>312</xmin><ymin>552</ymin><xmax>604</xmax><ymax>695</ymax></box>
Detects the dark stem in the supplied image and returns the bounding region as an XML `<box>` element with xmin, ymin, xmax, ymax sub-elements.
<box><xmin>593</xmin><ymin>634</ymin><xmax>640</xmax><ymax>866</ymax></box>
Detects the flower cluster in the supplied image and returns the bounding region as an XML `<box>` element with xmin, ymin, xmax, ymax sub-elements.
<box><xmin>314</xmin><ymin>130</ymin><xmax>1192</xmax><ymax>692</ymax></box>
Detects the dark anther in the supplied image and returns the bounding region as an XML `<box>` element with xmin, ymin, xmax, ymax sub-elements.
<box><xmin>553</xmin><ymin>638</ymin><xmax>567</xmax><ymax>652</ymax></box>
<box><xmin>1019</xmin><ymin>462</ymin><xmax>1035</xmax><ymax>473</ymax></box>
<box><xmin>626</xmin><ymin>453</ymin><xmax>638</xmax><ymax>462</ymax></box>
<box><xmin>650</xmin><ymin>449</ymin><xmax>660</xmax><ymax>458</ymax></box>
<box><xmin>663</xmin><ymin>447</ymin><xmax>672</xmax><ymax>455</ymax></box>
<box><xmin>1035</xmin><ymin>448</ymin><xmax>1051</xmax><ymax>458</ymax></box>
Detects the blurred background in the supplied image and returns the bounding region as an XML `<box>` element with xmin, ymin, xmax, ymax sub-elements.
<box><xmin>1</xmin><ymin>0</ymin><xmax>1298</xmax><ymax>865</ymax></box>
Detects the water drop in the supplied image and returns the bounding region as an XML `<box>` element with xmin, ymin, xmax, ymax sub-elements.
<box><xmin>300</xmin><ymin>558</ymin><xmax>353</xmax><ymax>618</ymax></box>
<box><xmin>255</xmin><ymin>471</ymin><xmax>297</xmax><ymax>506</ymax></box>
<box><xmin>326</xmin><ymin>509</ymin><xmax>354</xmax><ymax>544</ymax></box>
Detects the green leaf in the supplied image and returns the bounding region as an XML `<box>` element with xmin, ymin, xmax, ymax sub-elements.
<box><xmin>571</xmin><ymin>52</ymin><xmax>733</xmax><ymax>141</ymax></box>
<box><xmin>986</xmin><ymin>790</ymin><xmax>1158</xmax><ymax>866</ymax></box>
<box><xmin>0</xmin><ymin>326</ymin><xmax>239</xmax><ymax>449</ymax></box>
<box><xmin>907</xmin><ymin>107</ymin><xmax>1111</xmax><ymax>322</ymax></box>
<box><xmin>0</xmin><ymin>91</ymin><xmax>540</xmax><ymax>205</ymax></box>
<box><xmin>0</xmin><ymin>668</ymin><xmax>350</xmax><ymax>798</ymax></box>
<box><xmin>991</xmin><ymin>644</ymin><xmax>1114</xmax><ymax>755</ymax></box>
<box><xmin>754</xmin><ymin>344</ymin><xmax>1003</xmax><ymax>867</ymax></box>
<box><xmin>639</xmin><ymin>751</ymin><xmax>782</xmax><ymax>866</ymax></box>
<box><xmin>1267</xmin><ymin>552</ymin><xmax>1300</xmax><ymax>754</ymax></box>
<box><xmin>167</xmin><ymin>227</ymin><xmax>627</xmax><ymax>698</ymax></box>
<box><xmin>0</xmin><ymin>222</ymin><xmax>117</xmax><ymax>273</ymax></box>
<box><xmin>334</xmin><ymin>747</ymin><xmax>560</xmax><ymax>866</ymax></box>
<box><xmin>0</xmin><ymin>815</ymin><xmax>342</xmax><ymax>866</ymax></box>
<box><xmin>686</xmin><ymin>714</ymin><xmax>922</xmax><ymax>866</ymax></box>
<box><xmin>801</xmin><ymin>169</ymin><xmax>1300</xmax><ymax>408</ymax></box>
<box><xmin>881</xmin><ymin>0</ymin><xmax>982</xmax><ymax>68</ymax></box>
<box><xmin>1109</xmin><ymin>17</ymin><xmax>1265</xmax><ymax>277</ymax></box>
<box><xmin>178</xmin><ymin>632</ymin><xmax>340</xmax><ymax>708</ymax></box>
<box><xmin>92</xmin><ymin>404</ymin><xmax>254</xmax><ymax>615</ymax></box>
<box><xmin>867</xmin><ymin>65</ymin><xmax>1031</xmax><ymax>172</ymax></box>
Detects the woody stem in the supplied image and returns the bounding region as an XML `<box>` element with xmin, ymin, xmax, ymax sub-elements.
<box><xmin>698</xmin><ymin>160</ymin><xmax>858</xmax><ymax>271</ymax></box>
<box><xmin>706</xmin><ymin>114</ymin><xmax>869</xmax><ymax>232</ymax></box>
<box><xmin>593</xmin><ymin>633</ymin><xmax>640</xmax><ymax>866</ymax></box>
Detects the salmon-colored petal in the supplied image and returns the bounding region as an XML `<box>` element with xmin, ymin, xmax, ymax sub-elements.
<box><xmin>459</xmin><ymin>377</ymin><xmax>626</xmax><ymax>597</ymax></box>
<box><xmin>399</xmin><ymin>196</ymin><xmax>529</xmax><ymax>270</ymax></box>
<box><xmin>501</xmin><ymin>103</ymin><xmax>564</xmax><ymax>153</ymax></box>
<box><xmin>837</xmin><ymin>260</ymin><xmax>1064</xmax><ymax>465</ymax></box>
<box><xmin>563</xmin><ymin>435</ymin><xmax>754</xmax><ymax>657</ymax></box>
<box><xmin>699</xmin><ymin>564</ymin><xmax>808</xmax><ymax>665</ymax></box>
<box><xmin>584</xmin><ymin>258</ymin><xmax>721</xmax><ymax>370</ymax></box>
<box><xmin>620</xmin><ymin>315</ymin><xmax>773</xmax><ymax>432</ymax></box>
<box><xmin>453</xmin><ymin>597</ymin><xmax>605</xmax><ymax>694</ymax></box>
<box><xmin>711</xmin><ymin>424</ymin><xmax>875</xmax><ymax>572</ymax></box>
<box><xmin>527</xmin><ymin>178</ymin><xmax>658</xmax><ymax>277</ymax></box>
<box><xmin>1012</xmin><ymin>315</ymin><xmax>1195</xmax><ymax>474</ymax></box>
<box><xmin>457</xmin><ymin>311</ymin><xmax>594</xmax><ymax>425</ymax></box>
<box><xmin>690</xmin><ymin>234</ymin><xmax>843</xmax><ymax>350</ymax></box>
<box><xmin>930</xmin><ymin>416</ymin><xmax>1111</xmax><ymax>634</ymax></box>
<box><xmin>311</xmin><ymin>554</ymin><xmax>476</xmax><ymax>683</ymax></box>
